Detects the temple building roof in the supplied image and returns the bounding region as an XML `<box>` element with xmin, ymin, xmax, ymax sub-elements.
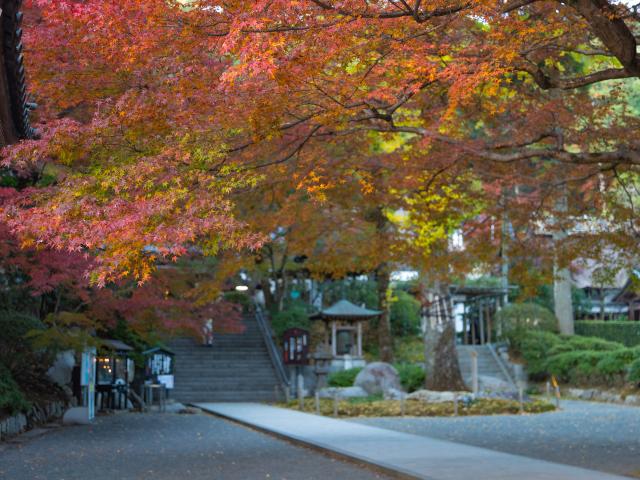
<box><xmin>310</xmin><ymin>299</ymin><xmax>381</xmax><ymax>321</ymax></box>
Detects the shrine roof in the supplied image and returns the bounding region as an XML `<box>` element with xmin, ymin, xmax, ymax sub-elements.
<box><xmin>310</xmin><ymin>299</ymin><xmax>381</xmax><ymax>321</ymax></box>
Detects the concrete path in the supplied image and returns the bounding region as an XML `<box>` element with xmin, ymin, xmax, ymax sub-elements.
<box><xmin>196</xmin><ymin>402</ymin><xmax>628</xmax><ymax>480</ymax></box>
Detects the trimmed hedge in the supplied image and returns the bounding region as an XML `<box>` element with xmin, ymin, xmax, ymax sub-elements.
<box><xmin>515</xmin><ymin>329</ymin><xmax>640</xmax><ymax>385</ymax></box>
<box><xmin>575</xmin><ymin>321</ymin><xmax>640</xmax><ymax>347</ymax></box>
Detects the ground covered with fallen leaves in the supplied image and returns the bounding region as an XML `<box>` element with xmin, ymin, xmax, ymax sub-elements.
<box><xmin>0</xmin><ymin>411</ymin><xmax>393</xmax><ymax>480</ymax></box>
<box><xmin>352</xmin><ymin>400</ymin><xmax>640</xmax><ymax>477</ymax></box>
<box><xmin>278</xmin><ymin>397</ymin><xmax>556</xmax><ymax>417</ymax></box>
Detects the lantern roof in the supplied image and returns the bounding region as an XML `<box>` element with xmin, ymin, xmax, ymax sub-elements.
<box><xmin>142</xmin><ymin>346</ymin><xmax>175</xmax><ymax>356</ymax></box>
<box><xmin>310</xmin><ymin>299</ymin><xmax>381</xmax><ymax>321</ymax></box>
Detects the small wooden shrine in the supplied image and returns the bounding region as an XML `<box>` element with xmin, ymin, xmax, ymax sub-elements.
<box><xmin>310</xmin><ymin>299</ymin><xmax>381</xmax><ymax>369</ymax></box>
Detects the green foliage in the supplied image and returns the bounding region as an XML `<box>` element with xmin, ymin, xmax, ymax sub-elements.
<box><xmin>546</xmin><ymin>350</ymin><xmax>606</xmax><ymax>382</ymax></box>
<box><xmin>323</xmin><ymin>279</ymin><xmax>378</xmax><ymax>310</ymax></box>
<box><xmin>547</xmin><ymin>335</ymin><xmax>623</xmax><ymax>356</ymax></box>
<box><xmin>395</xmin><ymin>363</ymin><xmax>425</xmax><ymax>392</ymax></box>
<box><xmin>628</xmin><ymin>358</ymin><xmax>640</xmax><ymax>383</ymax></box>
<box><xmin>327</xmin><ymin>367</ymin><xmax>363</xmax><ymax>387</ymax></box>
<box><xmin>516</xmin><ymin>329</ymin><xmax>640</xmax><ymax>384</ymax></box>
<box><xmin>390</xmin><ymin>290</ymin><xmax>421</xmax><ymax>337</ymax></box>
<box><xmin>497</xmin><ymin>303</ymin><xmax>558</xmax><ymax>346</ymax></box>
<box><xmin>517</xmin><ymin>331</ymin><xmax>562</xmax><ymax>378</ymax></box>
<box><xmin>0</xmin><ymin>363</ymin><xmax>31</xmax><ymax>415</ymax></box>
<box><xmin>575</xmin><ymin>321</ymin><xmax>640</xmax><ymax>347</ymax></box>
<box><xmin>0</xmin><ymin>310</ymin><xmax>48</xmax><ymax>374</ymax></box>
<box><xmin>223</xmin><ymin>291</ymin><xmax>252</xmax><ymax>312</ymax></box>
<box><xmin>270</xmin><ymin>300</ymin><xmax>311</xmax><ymax>338</ymax></box>
<box><xmin>394</xmin><ymin>336</ymin><xmax>424</xmax><ymax>363</ymax></box>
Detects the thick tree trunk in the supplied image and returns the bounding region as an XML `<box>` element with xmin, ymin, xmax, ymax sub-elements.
<box><xmin>552</xmin><ymin>229</ymin><xmax>575</xmax><ymax>335</ymax></box>
<box><xmin>421</xmin><ymin>287</ymin><xmax>466</xmax><ymax>391</ymax></box>
<box><xmin>376</xmin><ymin>263</ymin><xmax>394</xmax><ymax>363</ymax></box>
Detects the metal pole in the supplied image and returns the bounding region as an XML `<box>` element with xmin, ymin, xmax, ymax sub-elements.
<box><xmin>400</xmin><ymin>395</ymin><xmax>405</xmax><ymax>417</ymax></box>
<box><xmin>333</xmin><ymin>395</ymin><xmax>338</xmax><ymax>417</ymax></box>
<box><xmin>315</xmin><ymin>391</ymin><xmax>320</xmax><ymax>415</ymax></box>
<box><xmin>453</xmin><ymin>393</ymin><xmax>458</xmax><ymax>416</ymax></box>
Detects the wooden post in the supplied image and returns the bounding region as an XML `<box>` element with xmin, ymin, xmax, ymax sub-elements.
<box><xmin>315</xmin><ymin>391</ymin><xmax>320</xmax><ymax>415</ymax></box>
<box><xmin>331</xmin><ymin>321</ymin><xmax>337</xmax><ymax>357</ymax></box>
<box><xmin>400</xmin><ymin>395</ymin><xmax>405</xmax><ymax>417</ymax></box>
<box><xmin>471</xmin><ymin>350</ymin><xmax>479</xmax><ymax>394</ymax></box>
<box><xmin>518</xmin><ymin>387</ymin><xmax>524</xmax><ymax>414</ymax></box>
<box><xmin>478</xmin><ymin>299</ymin><xmax>485</xmax><ymax>345</ymax></box>
<box><xmin>486</xmin><ymin>302</ymin><xmax>492</xmax><ymax>344</ymax></box>
<box><xmin>357</xmin><ymin>321</ymin><xmax>363</xmax><ymax>357</ymax></box>
<box><xmin>297</xmin><ymin>372</ymin><xmax>304</xmax><ymax>411</ymax></box>
<box><xmin>453</xmin><ymin>393</ymin><xmax>459</xmax><ymax>416</ymax></box>
<box><xmin>333</xmin><ymin>395</ymin><xmax>338</xmax><ymax>417</ymax></box>
<box><xmin>546</xmin><ymin>381</ymin><xmax>551</xmax><ymax>400</ymax></box>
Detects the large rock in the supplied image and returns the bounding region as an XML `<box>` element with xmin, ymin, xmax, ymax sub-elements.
<box><xmin>407</xmin><ymin>389</ymin><xmax>470</xmax><ymax>403</ymax></box>
<box><xmin>354</xmin><ymin>362</ymin><xmax>402</xmax><ymax>395</ymax></box>
<box><xmin>317</xmin><ymin>386</ymin><xmax>368</xmax><ymax>399</ymax></box>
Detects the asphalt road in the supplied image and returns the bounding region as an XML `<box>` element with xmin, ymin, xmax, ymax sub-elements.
<box><xmin>351</xmin><ymin>400</ymin><xmax>640</xmax><ymax>478</ymax></box>
<box><xmin>0</xmin><ymin>411</ymin><xmax>394</xmax><ymax>480</ymax></box>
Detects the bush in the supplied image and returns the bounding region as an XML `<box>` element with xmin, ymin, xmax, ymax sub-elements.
<box><xmin>497</xmin><ymin>303</ymin><xmax>558</xmax><ymax>347</ymax></box>
<box><xmin>575</xmin><ymin>321</ymin><xmax>640</xmax><ymax>347</ymax></box>
<box><xmin>327</xmin><ymin>367</ymin><xmax>363</xmax><ymax>387</ymax></box>
<box><xmin>395</xmin><ymin>364</ymin><xmax>425</xmax><ymax>392</ymax></box>
<box><xmin>0</xmin><ymin>363</ymin><xmax>30</xmax><ymax>415</ymax></box>
<box><xmin>628</xmin><ymin>358</ymin><xmax>640</xmax><ymax>383</ymax></box>
<box><xmin>546</xmin><ymin>350</ymin><xmax>606</xmax><ymax>383</ymax></box>
<box><xmin>390</xmin><ymin>290</ymin><xmax>421</xmax><ymax>337</ymax></box>
<box><xmin>223</xmin><ymin>291</ymin><xmax>252</xmax><ymax>311</ymax></box>
<box><xmin>517</xmin><ymin>331</ymin><xmax>562</xmax><ymax>377</ymax></box>
<box><xmin>394</xmin><ymin>336</ymin><xmax>424</xmax><ymax>363</ymax></box>
<box><xmin>547</xmin><ymin>335</ymin><xmax>623</xmax><ymax>356</ymax></box>
<box><xmin>270</xmin><ymin>303</ymin><xmax>311</xmax><ymax>338</ymax></box>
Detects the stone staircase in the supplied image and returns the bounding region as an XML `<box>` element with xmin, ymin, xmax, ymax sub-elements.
<box><xmin>168</xmin><ymin>314</ymin><xmax>282</xmax><ymax>403</ymax></box>
<box><xmin>457</xmin><ymin>344</ymin><xmax>516</xmax><ymax>390</ymax></box>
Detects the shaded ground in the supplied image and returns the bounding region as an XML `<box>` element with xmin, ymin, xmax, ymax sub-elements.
<box><xmin>0</xmin><ymin>411</ymin><xmax>393</xmax><ymax>480</ymax></box>
<box><xmin>351</xmin><ymin>400</ymin><xmax>640</xmax><ymax>478</ymax></box>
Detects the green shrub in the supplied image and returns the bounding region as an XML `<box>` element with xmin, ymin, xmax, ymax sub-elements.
<box><xmin>395</xmin><ymin>364</ymin><xmax>425</xmax><ymax>392</ymax></box>
<box><xmin>547</xmin><ymin>336</ymin><xmax>623</xmax><ymax>356</ymax></box>
<box><xmin>223</xmin><ymin>291</ymin><xmax>252</xmax><ymax>311</ymax></box>
<box><xmin>270</xmin><ymin>303</ymin><xmax>311</xmax><ymax>338</ymax></box>
<box><xmin>517</xmin><ymin>331</ymin><xmax>562</xmax><ymax>377</ymax></box>
<box><xmin>390</xmin><ymin>291</ymin><xmax>421</xmax><ymax>337</ymax></box>
<box><xmin>595</xmin><ymin>348</ymin><xmax>640</xmax><ymax>377</ymax></box>
<box><xmin>575</xmin><ymin>321</ymin><xmax>640</xmax><ymax>347</ymax></box>
<box><xmin>328</xmin><ymin>367</ymin><xmax>363</xmax><ymax>387</ymax></box>
<box><xmin>497</xmin><ymin>303</ymin><xmax>558</xmax><ymax>347</ymax></box>
<box><xmin>546</xmin><ymin>350</ymin><xmax>606</xmax><ymax>383</ymax></box>
<box><xmin>628</xmin><ymin>358</ymin><xmax>640</xmax><ymax>383</ymax></box>
<box><xmin>394</xmin><ymin>336</ymin><xmax>424</xmax><ymax>363</ymax></box>
<box><xmin>0</xmin><ymin>363</ymin><xmax>30</xmax><ymax>415</ymax></box>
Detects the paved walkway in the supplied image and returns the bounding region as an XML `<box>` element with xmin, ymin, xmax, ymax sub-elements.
<box><xmin>0</xmin><ymin>412</ymin><xmax>392</xmax><ymax>480</ymax></box>
<box><xmin>197</xmin><ymin>403</ymin><xmax>628</xmax><ymax>480</ymax></box>
<box><xmin>352</xmin><ymin>400</ymin><xmax>640</xmax><ymax>478</ymax></box>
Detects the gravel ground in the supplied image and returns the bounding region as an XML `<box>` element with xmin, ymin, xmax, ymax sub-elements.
<box><xmin>0</xmin><ymin>411</ymin><xmax>394</xmax><ymax>480</ymax></box>
<box><xmin>351</xmin><ymin>400</ymin><xmax>640</xmax><ymax>478</ymax></box>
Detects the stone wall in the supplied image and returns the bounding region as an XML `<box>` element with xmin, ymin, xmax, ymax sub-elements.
<box><xmin>0</xmin><ymin>401</ymin><xmax>66</xmax><ymax>441</ymax></box>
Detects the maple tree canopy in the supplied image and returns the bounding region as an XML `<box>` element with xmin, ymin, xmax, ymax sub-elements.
<box><xmin>0</xmin><ymin>0</ymin><xmax>638</xmax><ymax>284</ymax></box>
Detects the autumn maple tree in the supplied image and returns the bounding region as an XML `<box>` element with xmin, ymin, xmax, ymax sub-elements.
<box><xmin>2</xmin><ymin>0</ymin><xmax>639</xmax><ymax>389</ymax></box>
